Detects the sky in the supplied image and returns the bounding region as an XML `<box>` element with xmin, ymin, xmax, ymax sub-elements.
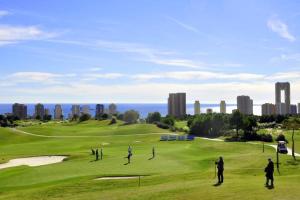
<box><xmin>0</xmin><ymin>0</ymin><xmax>300</xmax><ymax>104</ymax></box>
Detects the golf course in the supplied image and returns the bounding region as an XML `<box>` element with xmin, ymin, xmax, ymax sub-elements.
<box><xmin>0</xmin><ymin>120</ymin><xmax>300</xmax><ymax>200</ymax></box>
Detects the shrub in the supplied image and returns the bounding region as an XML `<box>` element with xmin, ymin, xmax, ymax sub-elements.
<box><xmin>123</xmin><ymin>110</ymin><xmax>139</xmax><ymax>124</ymax></box>
<box><xmin>155</xmin><ymin>121</ymin><xmax>170</xmax><ymax>129</ymax></box>
<box><xmin>275</xmin><ymin>134</ymin><xmax>288</xmax><ymax>143</ymax></box>
<box><xmin>109</xmin><ymin>117</ymin><xmax>117</xmax><ymax>125</ymax></box>
<box><xmin>79</xmin><ymin>114</ymin><xmax>91</xmax><ymax>122</ymax></box>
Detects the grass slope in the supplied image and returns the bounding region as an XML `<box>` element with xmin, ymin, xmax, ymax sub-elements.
<box><xmin>0</xmin><ymin>121</ymin><xmax>299</xmax><ymax>200</ymax></box>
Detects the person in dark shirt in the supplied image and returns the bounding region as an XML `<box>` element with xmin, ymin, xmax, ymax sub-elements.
<box><xmin>95</xmin><ymin>149</ymin><xmax>99</xmax><ymax>161</ymax></box>
<box><xmin>215</xmin><ymin>156</ymin><xmax>224</xmax><ymax>184</ymax></box>
<box><xmin>264</xmin><ymin>158</ymin><xmax>274</xmax><ymax>187</ymax></box>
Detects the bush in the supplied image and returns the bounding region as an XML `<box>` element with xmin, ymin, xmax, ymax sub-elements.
<box><xmin>123</xmin><ymin>110</ymin><xmax>139</xmax><ymax>124</ymax></box>
<box><xmin>109</xmin><ymin>117</ymin><xmax>117</xmax><ymax>125</ymax></box>
<box><xmin>79</xmin><ymin>114</ymin><xmax>91</xmax><ymax>122</ymax></box>
<box><xmin>155</xmin><ymin>121</ymin><xmax>170</xmax><ymax>129</ymax></box>
<box><xmin>146</xmin><ymin>112</ymin><xmax>161</xmax><ymax>123</ymax></box>
<box><xmin>275</xmin><ymin>134</ymin><xmax>288</xmax><ymax>143</ymax></box>
<box><xmin>161</xmin><ymin>116</ymin><xmax>175</xmax><ymax>126</ymax></box>
<box><xmin>260</xmin><ymin>133</ymin><xmax>273</xmax><ymax>142</ymax></box>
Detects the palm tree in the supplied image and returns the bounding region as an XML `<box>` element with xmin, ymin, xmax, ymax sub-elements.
<box><xmin>283</xmin><ymin>117</ymin><xmax>300</xmax><ymax>160</ymax></box>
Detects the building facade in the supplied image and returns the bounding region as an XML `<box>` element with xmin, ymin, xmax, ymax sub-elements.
<box><xmin>194</xmin><ymin>100</ymin><xmax>200</xmax><ymax>115</ymax></box>
<box><xmin>108</xmin><ymin>103</ymin><xmax>117</xmax><ymax>115</ymax></box>
<box><xmin>220</xmin><ymin>100</ymin><xmax>226</xmax><ymax>114</ymax></box>
<box><xmin>12</xmin><ymin>103</ymin><xmax>27</xmax><ymax>120</ymax></box>
<box><xmin>54</xmin><ymin>104</ymin><xmax>63</xmax><ymax>120</ymax></box>
<box><xmin>261</xmin><ymin>103</ymin><xmax>276</xmax><ymax>115</ymax></box>
<box><xmin>290</xmin><ymin>104</ymin><xmax>297</xmax><ymax>115</ymax></box>
<box><xmin>298</xmin><ymin>103</ymin><xmax>300</xmax><ymax>114</ymax></box>
<box><xmin>35</xmin><ymin>103</ymin><xmax>45</xmax><ymax>119</ymax></box>
<box><xmin>168</xmin><ymin>93</ymin><xmax>186</xmax><ymax>118</ymax></box>
<box><xmin>71</xmin><ymin>105</ymin><xmax>80</xmax><ymax>117</ymax></box>
<box><xmin>81</xmin><ymin>105</ymin><xmax>90</xmax><ymax>115</ymax></box>
<box><xmin>275</xmin><ymin>82</ymin><xmax>291</xmax><ymax>115</ymax></box>
<box><xmin>95</xmin><ymin>104</ymin><xmax>104</xmax><ymax>119</ymax></box>
<box><xmin>237</xmin><ymin>95</ymin><xmax>253</xmax><ymax>115</ymax></box>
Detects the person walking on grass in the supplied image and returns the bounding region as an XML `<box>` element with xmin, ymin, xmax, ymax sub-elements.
<box><xmin>95</xmin><ymin>149</ymin><xmax>99</xmax><ymax>161</ymax></box>
<box><xmin>265</xmin><ymin>158</ymin><xmax>274</xmax><ymax>188</ymax></box>
<box><xmin>215</xmin><ymin>156</ymin><xmax>224</xmax><ymax>184</ymax></box>
<box><xmin>152</xmin><ymin>146</ymin><xmax>155</xmax><ymax>158</ymax></box>
<box><xmin>127</xmin><ymin>146</ymin><xmax>132</xmax><ymax>163</ymax></box>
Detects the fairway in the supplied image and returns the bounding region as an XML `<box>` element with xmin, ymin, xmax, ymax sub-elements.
<box><xmin>1</xmin><ymin>120</ymin><xmax>300</xmax><ymax>200</ymax></box>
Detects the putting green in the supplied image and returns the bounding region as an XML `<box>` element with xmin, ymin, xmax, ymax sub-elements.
<box><xmin>0</xmin><ymin>120</ymin><xmax>299</xmax><ymax>200</ymax></box>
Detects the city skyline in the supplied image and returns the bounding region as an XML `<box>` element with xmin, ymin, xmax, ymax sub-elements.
<box><xmin>0</xmin><ymin>1</ymin><xmax>300</xmax><ymax>103</ymax></box>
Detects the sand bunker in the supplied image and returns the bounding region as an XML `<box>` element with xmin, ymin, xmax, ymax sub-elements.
<box><xmin>96</xmin><ymin>176</ymin><xmax>143</xmax><ymax>180</ymax></box>
<box><xmin>0</xmin><ymin>156</ymin><xmax>67</xmax><ymax>170</ymax></box>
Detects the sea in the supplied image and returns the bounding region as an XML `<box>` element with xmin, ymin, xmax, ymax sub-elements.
<box><xmin>0</xmin><ymin>103</ymin><xmax>262</xmax><ymax>118</ymax></box>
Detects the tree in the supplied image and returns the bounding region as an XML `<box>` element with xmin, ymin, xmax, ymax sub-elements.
<box><xmin>189</xmin><ymin>115</ymin><xmax>212</xmax><ymax>136</ymax></box>
<box><xmin>230</xmin><ymin>110</ymin><xmax>244</xmax><ymax>137</ymax></box>
<box><xmin>123</xmin><ymin>110</ymin><xmax>139</xmax><ymax>124</ymax></box>
<box><xmin>79</xmin><ymin>114</ymin><xmax>91</xmax><ymax>122</ymax></box>
<box><xmin>43</xmin><ymin>114</ymin><xmax>52</xmax><ymax>121</ymax></box>
<box><xmin>283</xmin><ymin>117</ymin><xmax>300</xmax><ymax>160</ymax></box>
<box><xmin>146</xmin><ymin>112</ymin><xmax>161</xmax><ymax>123</ymax></box>
<box><xmin>161</xmin><ymin>116</ymin><xmax>175</xmax><ymax>126</ymax></box>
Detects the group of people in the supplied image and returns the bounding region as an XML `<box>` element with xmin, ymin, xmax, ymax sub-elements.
<box><xmin>91</xmin><ymin>148</ymin><xmax>103</xmax><ymax>161</ymax></box>
<box><xmin>214</xmin><ymin>156</ymin><xmax>274</xmax><ymax>188</ymax></box>
<box><xmin>91</xmin><ymin>146</ymin><xmax>156</xmax><ymax>164</ymax></box>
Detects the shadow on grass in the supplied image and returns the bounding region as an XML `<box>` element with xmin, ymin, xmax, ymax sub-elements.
<box><xmin>213</xmin><ymin>182</ymin><xmax>222</xmax><ymax>187</ymax></box>
<box><xmin>286</xmin><ymin>159</ymin><xmax>300</xmax><ymax>166</ymax></box>
<box><xmin>265</xmin><ymin>185</ymin><xmax>274</xmax><ymax>190</ymax></box>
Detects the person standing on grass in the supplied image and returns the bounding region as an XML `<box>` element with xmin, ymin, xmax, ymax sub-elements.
<box><xmin>100</xmin><ymin>148</ymin><xmax>103</xmax><ymax>160</ymax></box>
<box><xmin>95</xmin><ymin>149</ymin><xmax>99</xmax><ymax>161</ymax></box>
<box><xmin>152</xmin><ymin>146</ymin><xmax>155</xmax><ymax>158</ymax></box>
<box><xmin>215</xmin><ymin>156</ymin><xmax>224</xmax><ymax>184</ymax></box>
<box><xmin>265</xmin><ymin>158</ymin><xmax>274</xmax><ymax>187</ymax></box>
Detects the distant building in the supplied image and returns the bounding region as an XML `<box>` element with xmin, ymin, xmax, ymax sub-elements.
<box><xmin>168</xmin><ymin>93</ymin><xmax>186</xmax><ymax>118</ymax></box>
<box><xmin>206</xmin><ymin>108</ymin><xmax>213</xmax><ymax>114</ymax></box>
<box><xmin>95</xmin><ymin>104</ymin><xmax>104</xmax><ymax>119</ymax></box>
<box><xmin>290</xmin><ymin>104</ymin><xmax>297</xmax><ymax>115</ymax></box>
<box><xmin>12</xmin><ymin>103</ymin><xmax>27</xmax><ymax>120</ymax></box>
<box><xmin>220</xmin><ymin>100</ymin><xmax>226</xmax><ymax>114</ymax></box>
<box><xmin>261</xmin><ymin>103</ymin><xmax>276</xmax><ymax>115</ymax></box>
<box><xmin>71</xmin><ymin>105</ymin><xmax>80</xmax><ymax>117</ymax></box>
<box><xmin>81</xmin><ymin>105</ymin><xmax>90</xmax><ymax>115</ymax></box>
<box><xmin>44</xmin><ymin>108</ymin><xmax>50</xmax><ymax>116</ymax></box>
<box><xmin>54</xmin><ymin>104</ymin><xmax>63</xmax><ymax>120</ymax></box>
<box><xmin>194</xmin><ymin>100</ymin><xmax>200</xmax><ymax>115</ymax></box>
<box><xmin>108</xmin><ymin>103</ymin><xmax>117</xmax><ymax>115</ymax></box>
<box><xmin>35</xmin><ymin>103</ymin><xmax>45</xmax><ymax>119</ymax></box>
<box><xmin>298</xmin><ymin>103</ymin><xmax>300</xmax><ymax>114</ymax></box>
<box><xmin>237</xmin><ymin>95</ymin><xmax>253</xmax><ymax>115</ymax></box>
<box><xmin>275</xmin><ymin>82</ymin><xmax>291</xmax><ymax>115</ymax></box>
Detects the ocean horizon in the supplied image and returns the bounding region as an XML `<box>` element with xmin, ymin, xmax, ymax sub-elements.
<box><xmin>0</xmin><ymin>103</ymin><xmax>262</xmax><ymax>118</ymax></box>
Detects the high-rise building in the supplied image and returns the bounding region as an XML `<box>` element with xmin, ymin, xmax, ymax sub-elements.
<box><xmin>261</xmin><ymin>103</ymin><xmax>276</xmax><ymax>115</ymax></box>
<box><xmin>290</xmin><ymin>104</ymin><xmax>297</xmax><ymax>115</ymax></box>
<box><xmin>237</xmin><ymin>95</ymin><xmax>253</xmax><ymax>115</ymax></box>
<box><xmin>81</xmin><ymin>105</ymin><xmax>90</xmax><ymax>115</ymax></box>
<box><xmin>206</xmin><ymin>108</ymin><xmax>213</xmax><ymax>114</ymax></box>
<box><xmin>298</xmin><ymin>103</ymin><xmax>300</xmax><ymax>114</ymax></box>
<box><xmin>71</xmin><ymin>105</ymin><xmax>80</xmax><ymax>117</ymax></box>
<box><xmin>12</xmin><ymin>103</ymin><xmax>27</xmax><ymax>119</ymax></box>
<box><xmin>44</xmin><ymin>108</ymin><xmax>50</xmax><ymax>116</ymax></box>
<box><xmin>35</xmin><ymin>103</ymin><xmax>45</xmax><ymax>118</ymax></box>
<box><xmin>194</xmin><ymin>100</ymin><xmax>200</xmax><ymax>115</ymax></box>
<box><xmin>54</xmin><ymin>104</ymin><xmax>63</xmax><ymax>120</ymax></box>
<box><xmin>95</xmin><ymin>104</ymin><xmax>104</xmax><ymax>119</ymax></box>
<box><xmin>108</xmin><ymin>103</ymin><xmax>117</xmax><ymax>115</ymax></box>
<box><xmin>220</xmin><ymin>100</ymin><xmax>226</xmax><ymax>114</ymax></box>
<box><xmin>275</xmin><ymin>82</ymin><xmax>291</xmax><ymax>115</ymax></box>
<box><xmin>168</xmin><ymin>93</ymin><xmax>186</xmax><ymax>118</ymax></box>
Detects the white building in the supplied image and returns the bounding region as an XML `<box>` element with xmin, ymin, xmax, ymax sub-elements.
<box><xmin>109</xmin><ymin>103</ymin><xmax>117</xmax><ymax>115</ymax></box>
<box><xmin>71</xmin><ymin>105</ymin><xmax>80</xmax><ymax>117</ymax></box>
<box><xmin>220</xmin><ymin>100</ymin><xmax>226</xmax><ymax>114</ymax></box>
<box><xmin>237</xmin><ymin>95</ymin><xmax>253</xmax><ymax>115</ymax></box>
<box><xmin>81</xmin><ymin>105</ymin><xmax>90</xmax><ymax>115</ymax></box>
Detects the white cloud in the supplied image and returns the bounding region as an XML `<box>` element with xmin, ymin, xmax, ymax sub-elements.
<box><xmin>0</xmin><ymin>10</ymin><xmax>10</xmax><ymax>18</ymax></box>
<box><xmin>167</xmin><ymin>16</ymin><xmax>199</xmax><ymax>33</ymax></box>
<box><xmin>82</xmin><ymin>73</ymin><xmax>124</xmax><ymax>81</ymax></box>
<box><xmin>89</xmin><ymin>67</ymin><xmax>103</xmax><ymax>72</ymax></box>
<box><xmin>0</xmin><ymin>25</ymin><xmax>56</xmax><ymax>46</ymax></box>
<box><xmin>267</xmin><ymin>18</ymin><xmax>296</xmax><ymax>42</ymax></box>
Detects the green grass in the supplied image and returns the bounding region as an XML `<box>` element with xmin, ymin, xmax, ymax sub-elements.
<box><xmin>0</xmin><ymin>121</ymin><xmax>300</xmax><ymax>200</ymax></box>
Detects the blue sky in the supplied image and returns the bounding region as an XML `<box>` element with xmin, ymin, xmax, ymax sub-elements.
<box><xmin>0</xmin><ymin>0</ymin><xmax>300</xmax><ymax>103</ymax></box>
